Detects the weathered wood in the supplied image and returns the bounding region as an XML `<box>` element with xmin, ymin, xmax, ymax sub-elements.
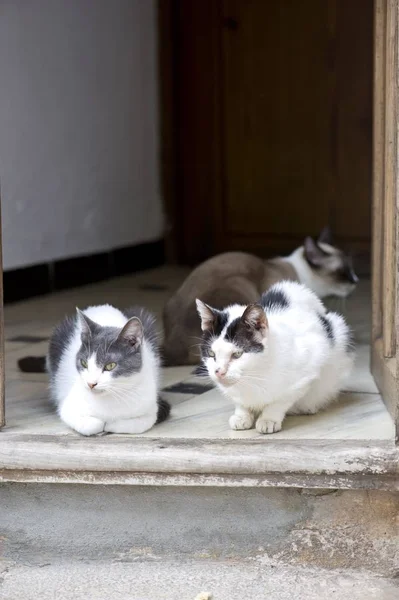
<box><xmin>371</xmin><ymin>0</ymin><xmax>399</xmax><ymax>438</ymax></box>
<box><xmin>382</xmin><ymin>0</ymin><xmax>398</xmax><ymax>358</ymax></box>
<box><xmin>0</xmin><ymin>436</ymin><xmax>397</xmax><ymax>490</ymax></box>
<box><xmin>0</xmin><ymin>183</ymin><xmax>5</xmax><ymax>429</ymax></box>
<box><xmin>372</xmin><ymin>0</ymin><xmax>386</xmax><ymax>342</ymax></box>
<box><xmin>371</xmin><ymin>338</ymin><xmax>398</xmax><ymax>437</ymax></box>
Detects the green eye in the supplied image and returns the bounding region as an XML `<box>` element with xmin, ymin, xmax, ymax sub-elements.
<box><xmin>81</xmin><ymin>359</ymin><xmax>88</xmax><ymax>369</ymax></box>
<box><xmin>208</xmin><ymin>349</ymin><xmax>215</xmax><ymax>358</ymax></box>
<box><xmin>232</xmin><ymin>351</ymin><xmax>243</xmax><ymax>359</ymax></box>
<box><xmin>104</xmin><ymin>362</ymin><xmax>116</xmax><ymax>371</ymax></box>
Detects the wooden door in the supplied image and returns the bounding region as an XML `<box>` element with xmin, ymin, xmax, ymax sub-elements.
<box><xmin>371</xmin><ymin>0</ymin><xmax>399</xmax><ymax>439</ymax></box>
<box><xmin>173</xmin><ymin>0</ymin><xmax>373</xmax><ymax>264</ymax></box>
<box><xmin>221</xmin><ymin>0</ymin><xmax>333</xmax><ymax>250</ymax></box>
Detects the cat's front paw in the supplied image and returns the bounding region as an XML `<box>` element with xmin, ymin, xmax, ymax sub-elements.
<box><xmin>256</xmin><ymin>418</ymin><xmax>282</xmax><ymax>434</ymax></box>
<box><xmin>229</xmin><ymin>413</ymin><xmax>254</xmax><ymax>430</ymax></box>
<box><xmin>75</xmin><ymin>416</ymin><xmax>105</xmax><ymax>436</ymax></box>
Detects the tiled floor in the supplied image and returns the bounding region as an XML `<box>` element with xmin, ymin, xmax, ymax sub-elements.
<box><xmin>3</xmin><ymin>268</ymin><xmax>395</xmax><ymax>441</ymax></box>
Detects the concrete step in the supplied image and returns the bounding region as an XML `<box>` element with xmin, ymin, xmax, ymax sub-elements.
<box><xmin>1</xmin><ymin>559</ymin><xmax>398</xmax><ymax>600</ymax></box>
<box><xmin>1</xmin><ymin>483</ymin><xmax>398</xmax><ymax>578</ymax></box>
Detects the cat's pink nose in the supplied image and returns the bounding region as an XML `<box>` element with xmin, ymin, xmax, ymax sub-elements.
<box><xmin>88</xmin><ymin>382</ymin><xmax>97</xmax><ymax>389</ymax></box>
<box><xmin>215</xmin><ymin>368</ymin><xmax>226</xmax><ymax>379</ymax></box>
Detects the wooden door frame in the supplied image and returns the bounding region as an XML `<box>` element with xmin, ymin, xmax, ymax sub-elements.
<box><xmin>371</xmin><ymin>0</ymin><xmax>399</xmax><ymax>438</ymax></box>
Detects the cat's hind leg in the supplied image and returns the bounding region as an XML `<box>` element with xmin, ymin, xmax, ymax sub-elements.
<box><xmin>256</xmin><ymin>376</ymin><xmax>317</xmax><ymax>433</ymax></box>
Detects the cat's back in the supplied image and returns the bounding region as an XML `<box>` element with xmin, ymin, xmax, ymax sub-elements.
<box><xmin>180</xmin><ymin>252</ymin><xmax>266</xmax><ymax>297</ymax></box>
<box><xmin>262</xmin><ymin>280</ymin><xmax>326</xmax><ymax>319</ymax></box>
<box><xmin>263</xmin><ymin>281</ymin><xmax>352</xmax><ymax>367</ymax></box>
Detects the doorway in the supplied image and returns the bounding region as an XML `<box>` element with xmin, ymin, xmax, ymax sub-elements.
<box><xmin>160</xmin><ymin>0</ymin><xmax>398</xmax><ymax>438</ymax></box>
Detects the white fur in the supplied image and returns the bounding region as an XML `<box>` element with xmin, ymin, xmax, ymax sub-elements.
<box><xmin>203</xmin><ymin>282</ymin><xmax>354</xmax><ymax>434</ymax></box>
<box><xmin>283</xmin><ymin>245</ymin><xmax>356</xmax><ymax>298</ymax></box>
<box><xmin>52</xmin><ymin>304</ymin><xmax>160</xmax><ymax>436</ymax></box>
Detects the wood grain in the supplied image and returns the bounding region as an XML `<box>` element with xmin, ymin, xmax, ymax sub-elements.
<box><xmin>382</xmin><ymin>0</ymin><xmax>398</xmax><ymax>358</ymax></box>
<box><xmin>372</xmin><ymin>0</ymin><xmax>386</xmax><ymax>342</ymax></box>
<box><xmin>371</xmin><ymin>338</ymin><xmax>398</xmax><ymax>438</ymax></box>
<box><xmin>221</xmin><ymin>0</ymin><xmax>331</xmax><ymax>238</ymax></box>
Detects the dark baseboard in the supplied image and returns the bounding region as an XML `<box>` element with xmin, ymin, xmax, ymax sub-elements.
<box><xmin>3</xmin><ymin>239</ymin><xmax>165</xmax><ymax>304</ymax></box>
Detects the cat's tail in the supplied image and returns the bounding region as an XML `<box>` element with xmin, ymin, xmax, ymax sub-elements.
<box><xmin>18</xmin><ymin>356</ymin><xmax>46</xmax><ymax>373</ymax></box>
<box><xmin>156</xmin><ymin>397</ymin><xmax>171</xmax><ymax>424</ymax></box>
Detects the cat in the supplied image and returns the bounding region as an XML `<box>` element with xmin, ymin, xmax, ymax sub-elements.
<box><xmin>39</xmin><ymin>304</ymin><xmax>169</xmax><ymax>436</ymax></box>
<box><xmin>196</xmin><ymin>280</ymin><xmax>354</xmax><ymax>434</ymax></box>
<box><xmin>163</xmin><ymin>227</ymin><xmax>358</xmax><ymax>366</ymax></box>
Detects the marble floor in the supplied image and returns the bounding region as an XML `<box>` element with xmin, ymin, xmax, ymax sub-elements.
<box><xmin>2</xmin><ymin>268</ymin><xmax>395</xmax><ymax>441</ymax></box>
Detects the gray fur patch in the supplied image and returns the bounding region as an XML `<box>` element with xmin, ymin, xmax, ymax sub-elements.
<box><xmin>75</xmin><ymin>306</ymin><xmax>159</xmax><ymax>378</ymax></box>
<box><xmin>76</xmin><ymin>323</ymin><xmax>143</xmax><ymax>378</ymax></box>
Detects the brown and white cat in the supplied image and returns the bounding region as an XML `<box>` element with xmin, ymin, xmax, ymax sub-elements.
<box><xmin>163</xmin><ymin>228</ymin><xmax>358</xmax><ymax>366</ymax></box>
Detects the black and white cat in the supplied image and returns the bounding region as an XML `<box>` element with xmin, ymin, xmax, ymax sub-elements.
<box><xmin>46</xmin><ymin>304</ymin><xmax>169</xmax><ymax>436</ymax></box>
<box><xmin>196</xmin><ymin>281</ymin><xmax>354</xmax><ymax>434</ymax></box>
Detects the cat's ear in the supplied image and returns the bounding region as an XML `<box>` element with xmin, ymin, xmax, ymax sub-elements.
<box><xmin>118</xmin><ymin>317</ymin><xmax>143</xmax><ymax>348</ymax></box>
<box><xmin>304</xmin><ymin>236</ymin><xmax>327</xmax><ymax>268</ymax></box>
<box><xmin>76</xmin><ymin>308</ymin><xmax>97</xmax><ymax>338</ymax></box>
<box><xmin>318</xmin><ymin>226</ymin><xmax>333</xmax><ymax>246</ymax></box>
<box><xmin>241</xmin><ymin>304</ymin><xmax>268</xmax><ymax>340</ymax></box>
<box><xmin>196</xmin><ymin>299</ymin><xmax>217</xmax><ymax>332</ymax></box>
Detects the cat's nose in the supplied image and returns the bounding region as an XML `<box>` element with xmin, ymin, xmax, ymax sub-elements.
<box><xmin>215</xmin><ymin>368</ymin><xmax>226</xmax><ymax>379</ymax></box>
<box><xmin>88</xmin><ymin>382</ymin><xmax>97</xmax><ymax>389</ymax></box>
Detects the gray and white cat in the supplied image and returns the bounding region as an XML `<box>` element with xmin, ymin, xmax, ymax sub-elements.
<box><xmin>163</xmin><ymin>227</ymin><xmax>358</xmax><ymax>366</ymax></box>
<box><xmin>196</xmin><ymin>281</ymin><xmax>354</xmax><ymax>434</ymax></box>
<box><xmin>45</xmin><ymin>304</ymin><xmax>169</xmax><ymax>436</ymax></box>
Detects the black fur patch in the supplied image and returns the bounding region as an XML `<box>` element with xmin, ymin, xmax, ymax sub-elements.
<box><xmin>156</xmin><ymin>397</ymin><xmax>171</xmax><ymax>424</ymax></box>
<box><xmin>225</xmin><ymin>317</ymin><xmax>263</xmax><ymax>353</ymax></box>
<box><xmin>319</xmin><ymin>314</ymin><xmax>334</xmax><ymax>342</ymax></box>
<box><xmin>163</xmin><ymin>382</ymin><xmax>213</xmax><ymax>394</ymax></box>
<box><xmin>224</xmin><ymin>317</ymin><xmax>241</xmax><ymax>342</ymax></box>
<box><xmin>211</xmin><ymin>310</ymin><xmax>229</xmax><ymax>336</ymax></box>
<box><xmin>260</xmin><ymin>288</ymin><xmax>289</xmax><ymax>311</ymax></box>
<box><xmin>18</xmin><ymin>356</ymin><xmax>46</xmax><ymax>373</ymax></box>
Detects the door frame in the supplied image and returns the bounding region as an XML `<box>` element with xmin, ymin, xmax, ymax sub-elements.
<box><xmin>371</xmin><ymin>0</ymin><xmax>399</xmax><ymax>438</ymax></box>
<box><xmin>0</xmin><ymin>2</ymin><xmax>398</xmax><ymax>437</ymax></box>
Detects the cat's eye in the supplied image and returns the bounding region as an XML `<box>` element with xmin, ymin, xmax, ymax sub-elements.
<box><xmin>208</xmin><ymin>349</ymin><xmax>215</xmax><ymax>358</ymax></box>
<box><xmin>232</xmin><ymin>350</ymin><xmax>243</xmax><ymax>359</ymax></box>
<box><xmin>81</xmin><ymin>359</ymin><xmax>88</xmax><ymax>369</ymax></box>
<box><xmin>104</xmin><ymin>362</ymin><xmax>116</xmax><ymax>371</ymax></box>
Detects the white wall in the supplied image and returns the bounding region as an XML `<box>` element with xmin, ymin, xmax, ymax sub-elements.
<box><xmin>0</xmin><ymin>0</ymin><xmax>163</xmax><ymax>270</ymax></box>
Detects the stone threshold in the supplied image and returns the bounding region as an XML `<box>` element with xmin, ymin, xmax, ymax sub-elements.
<box><xmin>0</xmin><ymin>434</ymin><xmax>397</xmax><ymax>491</ymax></box>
